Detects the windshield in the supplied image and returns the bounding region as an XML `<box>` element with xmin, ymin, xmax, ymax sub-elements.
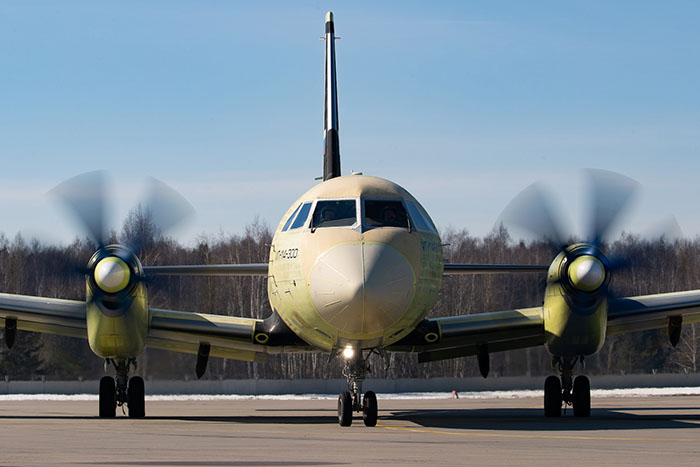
<box><xmin>311</xmin><ymin>200</ymin><xmax>357</xmax><ymax>228</ymax></box>
<box><xmin>282</xmin><ymin>204</ymin><xmax>302</xmax><ymax>232</ymax></box>
<box><xmin>364</xmin><ymin>200</ymin><xmax>409</xmax><ymax>228</ymax></box>
<box><xmin>405</xmin><ymin>201</ymin><xmax>428</xmax><ymax>231</ymax></box>
<box><xmin>290</xmin><ymin>202</ymin><xmax>313</xmax><ymax>230</ymax></box>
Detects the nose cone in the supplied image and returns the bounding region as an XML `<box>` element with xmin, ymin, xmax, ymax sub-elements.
<box><xmin>568</xmin><ymin>255</ymin><xmax>606</xmax><ymax>291</ymax></box>
<box><xmin>309</xmin><ymin>243</ymin><xmax>415</xmax><ymax>335</ymax></box>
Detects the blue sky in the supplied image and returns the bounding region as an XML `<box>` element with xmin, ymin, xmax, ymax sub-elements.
<box><xmin>1</xmin><ymin>1</ymin><xmax>699</xmax><ymax>245</ymax></box>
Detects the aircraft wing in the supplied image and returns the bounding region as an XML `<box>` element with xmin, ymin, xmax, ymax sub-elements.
<box><xmin>143</xmin><ymin>263</ymin><xmax>269</xmax><ymax>276</ymax></box>
<box><xmin>391</xmin><ymin>289</ymin><xmax>700</xmax><ymax>363</ymax></box>
<box><xmin>388</xmin><ymin>306</ymin><xmax>545</xmax><ymax>362</ymax></box>
<box><xmin>0</xmin><ymin>293</ymin><xmax>87</xmax><ymax>339</ymax></box>
<box><xmin>443</xmin><ymin>264</ymin><xmax>548</xmax><ymax>275</ymax></box>
<box><xmin>0</xmin><ymin>293</ymin><xmax>312</xmax><ymax>363</ymax></box>
<box><xmin>146</xmin><ymin>308</ymin><xmax>313</xmax><ymax>363</ymax></box>
<box><xmin>143</xmin><ymin>263</ymin><xmax>548</xmax><ymax>277</ymax></box>
<box><xmin>607</xmin><ymin>290</ymin><xmax>700</xmax><ymax>335</ymax></box>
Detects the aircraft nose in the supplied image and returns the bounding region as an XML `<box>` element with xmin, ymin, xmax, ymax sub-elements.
<box><xmin>309</xmin><ymin>243</ymin><xmax>415</xmax><ymax>335</ymax></box>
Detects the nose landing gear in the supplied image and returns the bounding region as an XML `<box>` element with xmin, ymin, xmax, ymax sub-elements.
<box><xmin>544</xmin><ymin>357</ymin><xmax>591</xmax><ymax>417</ymax></box>
<box><xmin>337</xmin><ymin>350</ymin><xmax>378</xmax><ymax>427</ymax></box>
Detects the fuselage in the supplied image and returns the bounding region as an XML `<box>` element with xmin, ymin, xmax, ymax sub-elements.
<box><xmin>267</xmin><ymin>175</ymin><xmax>443</xmax><ymax>352</ymax></box>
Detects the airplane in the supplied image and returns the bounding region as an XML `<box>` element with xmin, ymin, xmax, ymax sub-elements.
<box><xmin>2</xmin><ymin>11</ymin><xmax>700</xmax><ymax>427</ymax></box>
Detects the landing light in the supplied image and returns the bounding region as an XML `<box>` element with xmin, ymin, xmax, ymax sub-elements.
<box><xmin>342</xmin><ymin>345</ymin><xmax>354</xmax><ymax>360</ymax></box>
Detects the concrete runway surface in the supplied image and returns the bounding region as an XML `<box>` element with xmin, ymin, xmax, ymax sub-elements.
<box><xmin>1</xmin><ymin>396</ymin><xmax>700</xmax><ymax>466</ymax></box>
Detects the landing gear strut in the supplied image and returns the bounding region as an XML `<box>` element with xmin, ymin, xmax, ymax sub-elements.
<box><xmin>99</xmin><ymin>358</ymin><xmax>145</xmax><ymax>418</ymax></box>
<box><xmin>337</xmin><ymin>350</ymin><xmax>378</xmax><ymax>427</ymax></box>
<box><xmin>544</xmin><ymin>356</ymin><xmax>590</xmax><ymax>417</ymax></box>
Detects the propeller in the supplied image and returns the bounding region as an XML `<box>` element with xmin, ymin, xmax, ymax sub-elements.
<box><xmin>498</xmin><ymin>169</ymin><xmax>640</xmax><ymax>250</ymax></box>
<box><xmin>49</xmin><ymin>170</ymin><xmax>194</xmax><ymax>309</ymax></box>
<box><xmin>50</xmin><ymin>170</ymin><xmax>194</xmax><ymax>252</ymax></box>
<box><xmin>50</xmin><ymin>170</ymin><xmax>111</xmax><ymax>249</ymax></box>
<box><xmin>496</xmin><ymin>169</ymin><xmax>642</xmax><ymax>299</ymax></box>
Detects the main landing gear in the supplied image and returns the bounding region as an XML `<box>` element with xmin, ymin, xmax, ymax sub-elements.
<box><xmin>544</xmin><ymin>356</ymin><xmax>590</xmax><ymax>417</ymax></box>
<box><xmin>99</xmin><ymin>358</ymin><xmax>145</xmax><ymax>418</ymax></box>
<box><xmin>337</xmin><ymin>349</ymin><xmax>378</xmax><ymax>427</ymax></box>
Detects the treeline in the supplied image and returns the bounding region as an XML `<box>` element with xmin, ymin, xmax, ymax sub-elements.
<box><xmin>1</xmin><ymin>214</ymin><xmax>700</xmax><ymax>381</ymax></box>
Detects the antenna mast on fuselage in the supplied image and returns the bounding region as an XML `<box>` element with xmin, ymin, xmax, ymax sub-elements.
<box><xmin>323</xmin><ymin>11</ymin><xmax>341</xmax><ymax>181</ymax></box>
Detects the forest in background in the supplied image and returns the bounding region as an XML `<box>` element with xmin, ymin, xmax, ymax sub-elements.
<box><xmin>1</xmin><ymin>208</ymin><xmax>700</xmax><ymax>381</ymax></box>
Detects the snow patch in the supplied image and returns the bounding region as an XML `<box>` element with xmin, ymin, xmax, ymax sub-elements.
<box><xmin>1</xmin><ymin>387</ymin><xmax>700</xmax><ymax>401</ymax></box>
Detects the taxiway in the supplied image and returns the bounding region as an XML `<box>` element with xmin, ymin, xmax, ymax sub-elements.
<box><xmin>1</xmin><ymin>395</ymin><xmax>700</xmax><ymax>466</ymax></box>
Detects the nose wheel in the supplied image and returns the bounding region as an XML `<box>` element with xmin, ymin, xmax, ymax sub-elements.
<box><xmin>337</xmin><ymin>390</ymin><xmax>378</xmax><ymax>427</ymax></box>
<box><xmin>362</xmin><ymin>391</ymin><xmax>378</xmax><ymax>427</ymax></box>
<box><xmin>337</xmin><ymin>351</ymin><xmax>378</xmax><ymax>427</ymax></box>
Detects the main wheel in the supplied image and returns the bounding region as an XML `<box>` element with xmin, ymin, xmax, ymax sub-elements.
<box><xmin>338</xmin><ymin>391</ymin><xmax>353</xmax><ymax>427</ymax></box>
<box><xmin>572</xmin><ymin>375</ymin><xmax>591</xmax><ymax>417</ymax></box>
<box><xmin>362</xmin><ymin>391</ymin><xmax>378</xmax><ymax>427</ymax></box>
<box><xmin>127</xmin><ymin>376</ymin><xmax>146</xmax><ymax>418</ymax></box>
<box><xmin>544</xmin><ymin>375</ymin><xmax>562</xmax><ymax>417</ymax></box>
<box><xmin>99</xmin><ymin>376</ymin><xmax>116</xmax><ymax>418</ymax></box>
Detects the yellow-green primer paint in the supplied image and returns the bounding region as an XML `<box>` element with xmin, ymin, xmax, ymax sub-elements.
<box><xmin>86</xmin><ymin>282</ymin><xmax>148</xmax><ymax>359</ymax></box>
<box><xmin>543</xmin><ymin>247</ymin><xmax>607</xmax><ymax>357</ymax></box>
<box><xmin>268</xmin><ymin>175</ymin><xmax>443</xmax><ymax>352</ymax></box>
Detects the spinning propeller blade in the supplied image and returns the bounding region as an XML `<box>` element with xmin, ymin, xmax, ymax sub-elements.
<box><xmin>49</xmin><ymin>170</ymin><xmax>111</xmax><ymax>249</ymax></box>
<box><xmin>496</xmin><ymin>182</ymin><xmax>567</xmax><ymax>248</ymax></box>
<box><xmin>498</xmin><ymin>169</ymin><xmax>640</xmax><ymax>252</ymax></box>
<box><xmin>586</xmin><ymin>169</ymin><xmax>640</xmax><ymax>248</ymax></box>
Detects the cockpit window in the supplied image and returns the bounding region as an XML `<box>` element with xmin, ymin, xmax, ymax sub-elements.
<box><xmin>405</xmin><ymin>201</ymin><xmax>428</xmax><ymax>231</ymax></box>
<box><xmin>312</xmin><ymin>200</ymin><xmax>357</xmax><ymax>228</ymax></box>
<box><xmin>290</xmin><ymin>202</ymin><xmax>312</xmax><ymax>230</ymax></box>
<box><xmin>364</xmin><ymin>200</ymin><xmax>409</xmax><ymax>228</ymax></box>
<box><xmin>416</xmin><ymin>203</ymin><xmax>437</xmax><ymax>233</ymax></box>
<box><xmin>406</xmin><ymin>200</ymin><xmax>436</xmax><ymax>233</ymax></box>
<box><xmin>281</xmin><ymin>204</ymin><xmax>302</xmax><ymax>232</ymax></box>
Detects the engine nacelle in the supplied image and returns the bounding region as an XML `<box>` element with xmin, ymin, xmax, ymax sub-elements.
<box><xmin>543</xmin><ymin>244</ymin><xmax>609</xmax><ymax>358</ymax></box>
<box><xmin>85</xmin><ymin>245</ymin><xmax>148</xmax><ymax>359</ymax></box>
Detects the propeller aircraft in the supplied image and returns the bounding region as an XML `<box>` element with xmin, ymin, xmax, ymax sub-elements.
<box><xmin>2</xmin><ymin>12</ymin><xmax>700</xmax><ymax>426</ymax></box>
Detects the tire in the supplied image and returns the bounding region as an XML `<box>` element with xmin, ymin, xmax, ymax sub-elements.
<box><xmin>573</xmin><ymin>375</ymin><xmax>591</xmax><ymax>417</ymax></box>
<box><xmin>338</xmin><ymin>391</ymin><xmax>353</xmax><ymax>427</ymax></box>
<box><xmin>128</xmin><ymin>376</ymin><xmax>146</xmax><ymax>418</ymax></box>
<box><xmin>362</xmin><ymin>391</ymin><xmax>378</xmax><ymax>427</ymax></box>
<box><xmin>99</xmin><ymin>376</ymin><xmax>116</xmax><ymax>418</ymax></box>
<box><xmin>544</xmin><ymin>375</ymin><xmax>562</xmax><ymax>417</ymax></box>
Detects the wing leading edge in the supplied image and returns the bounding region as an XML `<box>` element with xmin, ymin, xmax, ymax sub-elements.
<box><xmin>0</xmin><ymin>293</ymin><xmax>86</xmax><ymax>339</ymax></box>
<box><xmin>4</xmin><ymin>288</ymin><xmax>700</xmax><ymax>367</ymax></box>
<box><xmin>443</xmin><ymin>264</ymin><xmax>549</xmax><ymax>275</ymax></box>
<box><xmin>607</xmin><ymin>289</ymin><xmax>700</xmax><ymax>335</ymax></box>
<box><xmin>146</xmin><ymin>308</ymin><xmax>313</xmax><ymax>363</ymax></box>
<box><xmin>143</xmin><ymin>263</ymin><xmax>548</xmax><ymax>277</ymax></box>
<box><xmin>388</xmin><ymin>307</ymin><xmax>545</xmax><ymax>362</ymax></box>
<box><xmin>143</xmin><ymin>263</ymin><xmax>268</xmax><ymax>276</ymax></box>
